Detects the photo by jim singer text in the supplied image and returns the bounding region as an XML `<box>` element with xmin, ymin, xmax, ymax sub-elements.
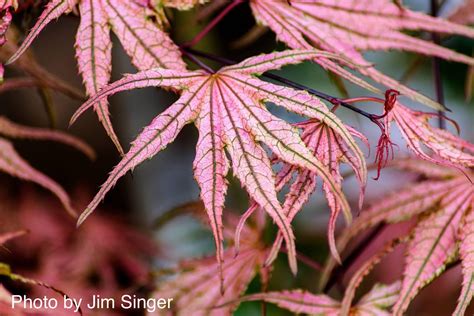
<box><xmin>11</xmin><ymin>294</ymin><xmax>173</xmax><ymax>313</ymax></box>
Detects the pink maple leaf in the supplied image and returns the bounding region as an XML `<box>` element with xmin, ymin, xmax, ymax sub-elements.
<box><xmin>150</xmin><ymin>208</ymin><xmax>267</xmax><ymax>315</ymax></box>
<box><xmin>383</xmin><ymin>102</ymin><xmax>474</xmax><ymax>170</ymax></box>
<box><xmin>322</xmin><ymin>159</ymin><xmax>474</xmax><ymax>315</ymax></box>
<box><xmin>5</xmin><ymin>0</ymin><xmax>188</xmax><ymax>154</ymax></box>
<box><xmin>249</xmin><ymin>0</ymin><xmax>474</xmax><ymax>111</ymax></box>
<box><xmin>242</xmin><ymin>282</ymin><xmax>400</xmax><ymax>316</ymax></box>
<box><xmin>238</xmin><ymin>118</ymin><xmax>368</xmax><ymax>266</ymax></box>
<box><xmin>71</xmin><ymin>49</ymin><xmax>367</xmax><ymax>275</ymax></box>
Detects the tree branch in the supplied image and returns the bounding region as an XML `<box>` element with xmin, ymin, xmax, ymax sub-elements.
<box><xmin>182</xmin><ymin>47</ymin><xmax>388</xmax><ymax>127</ymax></box>
<box><xmin>431</xmin><ymin>0</ymin><xmax>446</xmax><ymax>129</ymax></box>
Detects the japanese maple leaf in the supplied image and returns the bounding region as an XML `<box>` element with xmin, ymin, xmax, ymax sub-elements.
<box><xmin>241</xmin><ymin>282</ymin><xmax>400</xmax><ymax>316</ymax></box>
<box><xmin>324</xmin><ymin>159</ymin><xmax>474</xmax><ymax>315</ymax></box>
<box><xmin>249</xmin><ymin>0</ymin><xmax>474</xmax><ymax>110</ymax></box>
<box><xmin>383</xmin><ymin>102</ymin><xmax>474</xmax><ymax>170</ymax></box>
<box><xmin>5</xmin><ymin>0</ymin><xmax>188</xmax><ymax>154</ymax></box>
<box><xmin>150</xmin><ymin>209</ymin><xmax>267</xmax><ymax>316</ymax></box>
<box><xmin>71</xmin><ymin>49</ymin><xmax>367</xmax><ymax>275</ymax></box>
<box><xmin>238</xmin><ymin>118</ymin><xmax>368</xmax><ymax>266</ymax></box>
<box><xmin>0</xmin><ymin>116</ymin><xmax>94</xmax><ymax>217</ymax></box>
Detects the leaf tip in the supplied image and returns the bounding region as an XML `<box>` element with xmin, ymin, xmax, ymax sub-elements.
<box><xmin>4</xmin><ymin>54</ymin><xmax>17</xmax><ymax>66</ymax></box>
<box><xmin>289</xmin><ymin>254</ymin><xmax>298</xmax><ymax>276</ymax></box>
<box><xmin>76</xmin><ymin>209</ymin><xmax>92</xmax><ymax>227</ymax></box>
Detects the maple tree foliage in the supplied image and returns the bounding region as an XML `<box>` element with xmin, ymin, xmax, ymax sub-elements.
<box><xmin>150</xmin><ymin>203</ymin><xmax>268</xmax><ymax>315</ymax></box>
<box><xmin>242</xmin><ymin>282</ymin><xmax>401</xmax><ymax>315</ymax></box>
<box><xmin>249</xmin><ymin>0</ymin><xmax>474</xmax><ymax>111</ymax></box>
<box><xmin>321</xmin><ymin>159</ymin><xmax>474</xmax><ymax>315</ymax></box>
<box><xmin>237</xmin><ymin>118</ymin><xmax>368</xmax><ymax>266</ymax></box>
<box><xmin>5</xmin><ymin>0</ymin><xmax>187</xmax><ymax>154</ymax></box>
<box><xmin>382</xmin><ymin>101</ymin><xmax>474</xmax><ymax>170</ymax></box>
<box><xmin>1</xmin><ymin>0</ymin><xmax>474</xmax><ymax>315</ymax></box>
<box><xmin>70</xmin><ymin>49</ymin><xmax>367</xmax><ymax>275</ymax></box>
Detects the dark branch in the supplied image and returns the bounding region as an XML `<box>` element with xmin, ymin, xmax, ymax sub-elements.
<box><xmin>182</xmin><ymin>47</ymin><xmax>387</xmax><ymax>125</ymax></box>
<box><xmin>323</xmin><ymin>223</ymin><xmax>386</xmax><ymax>293</ymax></box>
<box><xmin>180</xmin><ymin>49</ymin><xmax>216</xmax><ymax>74</ymax></box>
<box><xmin>431</xmin><ymin>0</ymin><xmax>446</xmax><ymax>129</ymax></box>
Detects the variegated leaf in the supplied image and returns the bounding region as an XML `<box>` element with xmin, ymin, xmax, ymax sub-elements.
<box><xmin>319</xmin><ymin>161</ymin><xmax>473</xmax><ymax>298</ymax></box>
<box><xmin>72</xmin><ymin>50</ymin><xmax>361</xmax><ymax>275</ymax></box>
<box><xmin>355</xmin><ymin>282</ymin><xmax>401</xmax><ymax>316</ymax></box>
<box><xmin>5</xmin><ymin>0</ymin><xmax>188</xmax><ymax>151</ymax></box>
<box><xmin>250</xmin><ymin>0</ymin><xmax>474</xmax><ymax>110</ymax></box>
<box><xmin>75</xmin><ymin>0</ymin><xmax>123</xmax><ymax>154</ymax></box>
<box><xmin>101</xmin><ymin>0</ymin><xmax>186</xmax><ymax>70</ymax></box>
<box><xmin>266</xmin><ymin>119</ymin><xmax>368</xmax><ymax>265</ymax></box>
<box><xmin>386</xmin><ymin>103</ymin><xmax>474</xmax><ymax>169</ymax></box>
<box><xmin>244</xmin><ymin>290</ymin><xmax>341</xmax><ymax>315</ymax></box>
<box><xmin>394</xmin><ymin>186</ymin><xmax>473</xmax><ymax>314</ymax></box>
<box><xmin>150</xmin><ymin>211</ymin><xmax>265</xmax><ymax>316</ymax></box>
<box><xmin>243</xmin><ymin>282</ymin><xmax>399</xmax><ymax>316</ymax></box>
<box><xmin>454</xmin><ymin>205</ymin><xmax>474</xmax><ymax>316</ymax></box>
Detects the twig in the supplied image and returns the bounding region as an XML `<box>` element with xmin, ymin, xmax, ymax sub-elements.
<box><xmin>323</xmin><ymin>223</ymin><xmax>386</xmax><ymax>293</ymax></box>
<box><xmin>431</xmin><ymin>0</ymin><xmax>446</xmax><ymax>129</ymax></box>
<box><xmin>180</xmin><ymin>49</ymin><xmax>216</xmax><ymax>73</ymax></box>
<box><xmin>280</xmin><ymin>246</ymin><xmax>323</xmax><ymax>272</ymax></box>
<box><xmin>181</xmin><ymin>47</ymin><xmax>388</xmax><ymax>126</ymax></box>
<box><xmin>183</xmin><ymin>0</ymin><xmax>244</xmax><ymax>48</ymax></box>
<box><xmin>0</xmin><ymin>77</ymin><xmax>41</xmax><ymax>92</ymax></box>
